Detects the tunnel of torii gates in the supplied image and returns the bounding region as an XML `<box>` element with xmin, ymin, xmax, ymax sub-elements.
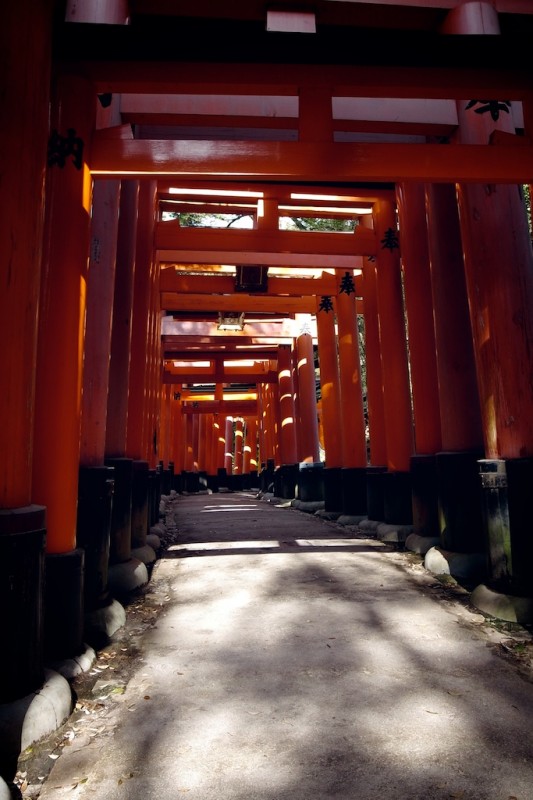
<box><xmin>3</xmin><ymin>0</ymin><xmax>533</xmax><ymax>727</ymax></box>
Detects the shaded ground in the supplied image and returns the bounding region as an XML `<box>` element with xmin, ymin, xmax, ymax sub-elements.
<box><xmin>16</xmin><ymin>491</ymin><xmax>533</xmax><ymax>800</ymax></box>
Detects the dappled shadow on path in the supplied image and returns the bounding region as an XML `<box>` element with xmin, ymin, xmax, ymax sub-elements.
<box><xmin>81</xmin><ymin>493</ymin><xmax>533</xmax><ymax>800</ymax></box>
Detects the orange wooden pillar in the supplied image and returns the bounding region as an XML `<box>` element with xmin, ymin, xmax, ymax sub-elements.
<box><xmin>425</xmin><ymin>183</ymin><xmax>485</xmax><ymax>553</ymax></box>
<box><xmin>106</xmin><ymin>180</ymin><xmax>138</xmax><ymax>458</ymax></box>
<box><xmin>172</xmin><ymin>388</ymin><xmax>184</xmax><ymax>476</ymax></box>
<box><xmin>224</xmin><ymin>416</ymin><xmax>234</xmax><ymax>474</ymax></box>
<box><xmin>209</xmin><ymin>414</ymin><xmax>220</xmax><ymax>481</ymax></box>
<box><xmin>126</xmin><ymin>181</ymin><xmax>157</xmax><ymax>549</ymax></box>
<box><xmin>0</xmin><ymin>0</ymin><xmax>53</xmax><ymax>701</ymax></box>
<box><xmin>360</xmin><ymin>218</ymin><xmax>388</xmax><ymax>522</ymax></box>
<box><xmin>215</xmin><ymin>412</ymin><xmax>226</xmax><ymax>473</ymax></box>
<box><xmin>234</xmin><ymin>418</ymin><xmax>245</xmax><ymax>479</ymax></box>
<box><xmin>185</xmin><ymin>413</ymin><xmax>195</xmax><ymax>473</ymax></box>
<box><xmin>396</xmin><ymin>182</ymin><xmax>442</xmax><ymax>536</ymax></box>
<box><xmin>295</xmin><ymin>318</ymin><xmax>322</xmax><ymax>501</ymax></box>
<box><xmin>198</xmin><ymin>414</ymin><xmax>208</xmax><ymax>473</ymax></box>
<box><xmin>295</xmin><ymin>319</ymin><xmax>320</xmax><ymax>463</ymax></box>
<box><xmin>32</xmin><ymin>74</ymin><xmax>94</xmax><ymax>659</ymax></box>
<box><xmin>445</xmin><ymin>3</ymin><xmax>533</xmax><ymax>600</ymax></box>
<box><xmin>262</xmin><ymin>384</ymin><xmax>275</xmax><ymax>466</ymax></box>
<box><xmin>315</xmin><ymin>294</ymin><xmax>343</xmax><ymax>510</ymax></box>
<box><xmin>160</xmin><ymin>383</ymin><xmax>172</xmax><ymax>466</ymax></box>
<box><xmin>336</xmin><ymin>270</ymin><xmax>368</xmax><ymax>516</ymax></box>
<box><xmin>192</xmin><ymin>414</ymin><xmax>200</xmax><ymax>472</ymax></box>
<box><xmin>257</xmin><ymin>387</ymin><xmax>266</xmax><ymax>471</ymax></box>
<box><xmin>372</xmin><ymin>198</ymin><xmax>414</xmax><ymax>524</ymax></box>
<box><xmin>126</xmin><ymin>181</ymin><xmax>157</xmax><ymax>462</ymax></box>
<box><xmin>78</xmin><ymin>177</ymin><xmax>120</xmax><ymax>610</ymax></box>
<box><xmin>276</xmin><ymin>344</ymin><xmax>299</xmax><ymax>499</ymax></box>
<box><xmin>243</xmin><ymin>416</ymin><xmax>258</xmax><ymax>480</ymax></box>
<box><xmin>278</xmin><ymin>345</ymin><xmax>298</xmax><ymax>465</ymax></box>
<box><xmin>247</xmin><ymin>417</ymin><xmax>259</xmax><ymax>475</ymax></box>
<box><xmin>105</xmin><ymin>180</ymin><xmax>138</xmax><ymax>569</ymax></box>
<box><xmin>291</xmin><ymin>341</ymin><xmax>302</xmax><ymax>460</ymax></box>
<box><xmin>396</xmin><ymin>184</ymin><xmax>441</xmax><ymax>457</ymax></box>
<box><xmin>243</xmin><ymin>418</ymin><xmax>251</xmax><ymax>476</ymax></box>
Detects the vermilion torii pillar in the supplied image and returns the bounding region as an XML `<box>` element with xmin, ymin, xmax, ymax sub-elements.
<box><xmin>425</xmin><ymin>183</ymin><xmax>485</xmax><ymax>554</ymax></box>
<box><xmin>295</xmin><ymin>317</ymin><xmax>320</xmax><ymax>463</ymax></box>
<box><xmin>32</xmin><ymin>74</ymin><xmax>95</xmax><ymax>660</ymax></box>
<box><xmin>372</xmin><ymin>198</ymin><xmax>414</xmax><ymax>524</ymax></box>
<box><xmin>315</xmin><ymin>294</ymin><xmax>343</xmax><ymax>511</ymax></box>
<box><xmin>278</xmin><ymin>344</ymin><xmax>298</xmax><ymax>465</ymax></box>
<box><xmin>172</xmin><ymin>389</ymin><xmax>184</xmax><ymax>476</ymax></box>
<box><xmin>396</xmin><ymin>184</ymin><xmax>441</xmax><ymax>457</ymax></box>
<box><xmin>105</xmin><ymin>180</ymin><xmax>138</xmax><ymax>574</ymax></box>
<box><xmin>275</xmin><ymin>344</ymin><xmax>299</xmax><ymax>499</ymax></box>
<box><xmin>396</xmin><ymin>182</ymin><xmax>442</xmax><ymax>536</ymax></box>
<box><xmin>444</xmin><ymin>2</ymin><xmax>533</xmax><ymax>608</ymax></box>
<box><xmin>224</xmin><ymin>416</ymin><xmax>234</xmax><ymax>474</ymax></box>
<box><xmin>234</xmin><ymin>418</ymin><xmax>245</xmax><ymax>477</ymax></box>
<box><xmin>127</xmin><ymin>181</ymin><xmax>157</xmax><ymax>463</ymax></box>
<box><xmin>336</xmin><ymin>270</ymin><xmax>368</xmax><ymax>516</ymax></box>
<box><xmin>215</xmin><ymin>412</ymin><xmax>226</xmax><ymax>474</ymax></box>
<box><xmin>106</xmin><ymin>181</ymin><xmax>138</xmax><ymax>459</ymax></box>
<box><xmin>78</xmin><ymin>177</ymin><xmax>120</xmax><ymax>612</ymax></box>
<box><xmin>0</xmin><ymin>0</ymin><xmax>53</xmax><ymax>702</ymax></box>
<box><xmin>359</xmin><ymin>217</ymin><xmax>387</xmax><ymax>473</ymax></box>
<box><xmin>244</xmin><ymin>416</ymin><xmax>258</xmax><ymax>478</ymax></box>
<box><xmin>127</xmin><ymin>181</ymin><xmax>157</xmax><ymax>552</ymax></box>
<box><xmin>198</xmin><ymin>414</ymin><xmax>208</xmax><ymax>473</ymax></box>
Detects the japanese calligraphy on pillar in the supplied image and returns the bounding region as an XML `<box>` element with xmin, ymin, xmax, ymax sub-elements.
<box><xmin>47</xmin><ymin>128</ymin><xmax>84</xmax><ymax>170</ymax></box>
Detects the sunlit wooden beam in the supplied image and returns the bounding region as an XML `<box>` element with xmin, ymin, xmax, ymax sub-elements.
<box><xmin>155</xmin><ymin>223</ymin><xmax>376</xmax><ymax>257</ymax></box>
<box><xmin>161</xmin><ymin>292</ymin><xmax>317</xmax><ymax>313</ymax></box>
<box><xmin>181</xmin><ymin>400</ymin><xmax>258</xmax><ymax>415</ymax></box>
<box><xmin>91</xmin><ymin>137</ymin><xmax>533</xmax><ymax>183</ymax></box>
<box><xmin>159</xmin><ymin>271</ymin><xmax>339</xmax><ymax>296</ymax></box>
<box><xmin>163</xmin><ymin>370</ymin><xmax>278</xmax><ymax>383</ymax></box>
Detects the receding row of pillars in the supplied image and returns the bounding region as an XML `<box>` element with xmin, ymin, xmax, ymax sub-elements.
<box><xmin>3</xmin><ymin>0</ymin><xmax>533</xmax><ymax>709</ymax></box>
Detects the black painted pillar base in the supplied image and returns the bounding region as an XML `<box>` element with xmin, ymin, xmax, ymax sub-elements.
<box><xmin>229</xmin><ymin>474</ymin><xmax>244</xmax><ymax>491</ymax></box>
<box><xmin>341</xmin><ymin>468</ymin><xmax>367</xmax><ymax>516</ymax></box>
<box><xmin>148</xmin><ymin>468</ymin><xmax>160</xmax><ymax>526</ymax></box>
<box><xmin>77</xmin><ymin>466</ymin><xmax>114</xmax><ymax>611</ymax></box>
<box><xmin>297</xmin><ymin>462</ymin><xmax>324</xmax><ymax>502</ymax></box>
<box><xmin>161</xmin><ymin>467</ymin><xmax>172</xmax><ymax>495</ymax></box>
<box><xmin>105</xmin><ymin>457</ymin><xmax>133</xmax><ymax>565</ymax></box>
<box><xmin>131</xmin><ymin>460</ymin><xmax>149</xmax><ymax>548</ymax></box>
<box><xmin>366</xmin><ymin>466</ymin><xmax>387</xmax><ymax>520</ymax></box>
<box><xmin>274</xmin><ymin>464</ymin><xmax>299</xmax><ymax>499</ymax></box>
<box><xmin>207</xmin><ymin>474</ymin><xmax>219</xmax><ymax>493</ymax></box>
<box><xmin>217</xmin><ymin>468</ymin><xmax>228</xmax><ymax>490</ymax></box>
<box><xmin>0</xmin><ymin>505</ymin><xmax>46</xmax><ymax>703</ymax></box>
<box><xmin>324</xmin><ymin>466</ymin><xmax>343</xmax><ymax>512</ymax></box>
<box><xmin>479</xmin><ymin>457</ymin><xmax>533</xmax><ymax>597</ymax></box>
<box><xmin>410</xmin><ymin>454</ymin><xmax>439</xmax><ymax>536</ymax></box>
<box><xmin>436</xmin><ymin>451</ymin><xmax>484</xmax><ymax>553</ymax></box>
<box><xmin>183</xmin><ymin>471</ymin><xmax>200</xmax><ymax>493</ymax></box>
<box><xmin>383</xmin><ymin>470</ymin><xmax>413</xmax><ymax>524</ymax></box>
<box><xmin>259</xmin><ymin>464</ymin><xmax>274</xmax><ymax>492</ymax></box>
<box><xmin>44</xmin><ymin>548</ymin><xmax>85</xmax><ymax>662</ymax></box>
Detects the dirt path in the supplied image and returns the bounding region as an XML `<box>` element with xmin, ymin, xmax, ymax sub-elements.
<box><xmin>18</xmin><ymin>492</ymin><xmax>533</xmax><ymax>800</ymax></box>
